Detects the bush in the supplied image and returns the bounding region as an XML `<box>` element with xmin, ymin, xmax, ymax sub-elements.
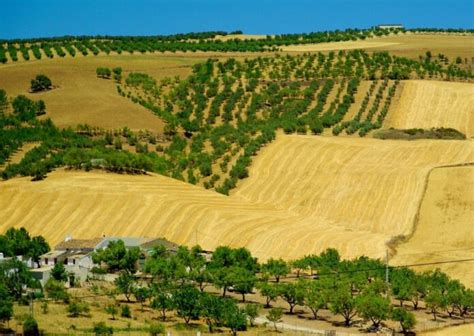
<box><xmin>148</xmin><ymin>322</ymin><xmax>165</xmax><ymax>336</ymax></box>
<box><xmin>96</xmin><ymin>67</ymin><xmax>112</xmax><ymax>79</ymax></box>
<box><xmin>67</xmin><ymin>300</ymin><xmax>90</xmax><ymax>317</ymax></box>
<box><xmin>23</xmin><ymin>315</ymin><xmax>39</xmax><ymax>336</ymax></box>
<box><xmin>120</xmin><ymin>304</ymin><xmax>131</xmax><ymax>318</ymax></box>
<box><xmin>93</xmin><ymin>321</ymin><xmax>113</xmax><ymax>335</ymax></box>
<box><xmin>30</xmin><ymin>74</ymin><xmax>52</xmax><ymax>92</ymax></box>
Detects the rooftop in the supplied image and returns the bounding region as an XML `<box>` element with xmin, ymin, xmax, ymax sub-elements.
<box><xmin>56</xmin><ymin>237</ymin><xmax>104</xmax><ymax>251</ymax></box>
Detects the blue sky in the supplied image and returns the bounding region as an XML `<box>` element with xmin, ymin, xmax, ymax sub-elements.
<box><xmin>2</xmin><ymin>0</ymin><xmax>474</xmax><ymax>39</ymax></box>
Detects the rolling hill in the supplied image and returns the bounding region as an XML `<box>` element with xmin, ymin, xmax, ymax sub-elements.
<box><xmin>1</xmin><ymin>135</ymin><xmax>472</xmax><ymax>266</ymax></box>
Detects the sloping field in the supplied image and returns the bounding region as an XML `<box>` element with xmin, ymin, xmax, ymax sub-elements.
<box><xmin>0</xmin><ymin>169</ymin><xmax>390</xmax><ymax>260</ymax></box>
<box><xmin>391</xmin><ymin>166</ymin><xmax>474</xmax><ymax>288</ymax></box>
<box><xmin>1</xmin><ymin>136</ymin><xmax>472</xmax><ymax>262</ymax></box>
<box><xmin>234</xmin><ymin>136</ymin><xmax>473</xmax><ymax>237</ymax></box>
<box><xmin>385</xmin><ymin>80</ymin><xmax>474</xmax><ymax>137</ymax></box>
<box><xmin>0</xmin><ymin>55</ymin><xmax>198</xmax><ymax>133</ymax></box>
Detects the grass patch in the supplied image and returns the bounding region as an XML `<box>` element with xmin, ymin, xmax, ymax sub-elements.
<box><xmin>373</xmin><ymin>127</ymin><xmax>466</xmax><ymax>140</ymax></box>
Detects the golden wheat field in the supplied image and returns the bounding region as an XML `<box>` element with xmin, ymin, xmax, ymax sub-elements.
<box><xmin>391</xmin><ymin>166</ymin><xmax>474</xmax><ymax>288</ymax></box>
<box><xmin>1</xmin><ymin>135</ymin><xmax>472</xmax><ymax>265</ymax></box>
<box><xmin>386</xmin><ymin>80</ymin><xmax>474</xmax><ymax>137</ymax></box>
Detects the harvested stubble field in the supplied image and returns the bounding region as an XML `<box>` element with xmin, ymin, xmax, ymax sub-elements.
<box><xmin>0</xmin><ymin>136</ymin><xmax>472</xmax><ymax>268</ymax></box>
<box><xmin>391</xmin><ymin>166</ymin><xmax>474</xmax><ymax>288</ymax></box>
<box><xmin>385</xmin><ymin>80</ymin><xmax>474</xmax><ymax>137</ymax></box>
<box><xmin>1</xmin><ymin>33</ymin><xmax>473</xmax><ymax>303</ymax></box>
<box><xmin>0</xmin><ymin>55</ymin><xmax>199</xmax><ymax>133</ymax></box>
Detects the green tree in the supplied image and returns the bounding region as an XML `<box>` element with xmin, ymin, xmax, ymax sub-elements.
<box><xmin>200</xmin><ymin>293</ymin><xmax>226</xmax><ymax>333</ymax></box>
<box><xmin>0</xmin><ymin>89</ymin><xmax>8</xmax><ymax>116</ymax></box>
<box><xmin>44</xmin><ymin>279</ymin><xmax>69</xmax><ymax>302</ymax></box>
<box><xmin>303</xmin><ymin>280</ymin><xmax>326</xmax><ymax>319</ymax></box>
<box><xmin>330</xmin><ymin>285</ymin><xmax>357</xmax><ymax>326</ymax></box>
<box><xmin>278</xmin><ymin>282</ymin><xmax>305</xmax><ymax>314</ymax></box>
<box><xmin>0</xmin><ymin>258</ymin><xmax>37</xmax><ymax>300</ymax></box>
<box><xmin>258</xmin><ymin>282</ymin><xmax>279</xmax><ymax>308</ymax></box>
<box><xmin>356</xmin><ymin>291</ymin><xmax>391</xmax><ymax>329</ymax></box>
<box><xmin>391</xmin><ymin>307</ymin><xmax>416</xmax><ymax>334</ymax></box>
<box><xmin>231</xmin><ymin>267</ymin><xmax>256</xmax><ymax>302</ymax></box>
<box><xmin>12</xmin><ymin>95</ymin><xmax>39</xmax><ymax>121</ymax></box>
<box><xmin>266</xmin><ymin>307</ymin><xmax>283</xmax><ymax>331</ymax></box>
<box><xmin>27</xmin><ymin>236</ymin><xmax>50</xmax><ymax>267</ymax></box>
<box><xmin>245</xmin><ymin>303</ymin><xmax>260</xmax><ymax>327</ymax></box>
<box><xmin>151</xmin><ymin>289</ymin><xmax>174</xmax><ymax>321</ymax></box>
<box><xmin>51</xmin><ymin>262</ymin><xmax>68</xmax><ymax>282</ymax></box>
<box><xmin>30</xmin><ymin>74</ymin><xmax>52</xmax><ymax>92</ymax></box>
<box><xmin>0</xmin><ymin>283</ymin><xmax>13</xmax><ymax>325</ymax></box>
<box><xmin>262</xmin><ymin>258</ymin><xmax>289</xmax><ymax>283</ymax></box>
<box><xmin>133</xmin><ymin>286</ymin><xmax>150</xmax><ymax>311</ymax></box>
<box><xmin>114</xmin><ymin>271</ymin><xmax>136</xmax><ymax>302</ymax></box>
<box><xmin>113</xmin><ymin>67</ymin><xmax>123</xmax><ymax>82</ymax></box>
<box><xmin>223</xmin><ymin>304</ymin><xmax>248</xmax><ymax>336</ymax></box>
<box><xmin>92</xmin><ymin>240</ymin><xmax>140</xmax><ymax>273</ymax></box>
<box><xmin>105</xmin><ymin>304</ymin><xmax>118</xmax><ymax>320</ymax></box>
<box><xmin>23</xmin><ymin>315</ymin><xmax>39</xmax><ymax>336</ymax></box>
<box><xmin>425</xmin><ymin>290</ymin><xmax>446</xmax><ymax>321</ymax></box>
<box><xmin>173</xmin><ymin>285</ymin><xmax>202</xmax><ymax>324</ymax></box>
<box><xmin>391</xmin><ymin>267</ymin><xmax>416</xmax><ymax>307</ymax></box>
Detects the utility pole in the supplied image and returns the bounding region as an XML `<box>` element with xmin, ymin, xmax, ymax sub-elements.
<box><xmin>385</xmin><ymin>249</ymin><xmax>389</xmax><ymax>284</ymax></box>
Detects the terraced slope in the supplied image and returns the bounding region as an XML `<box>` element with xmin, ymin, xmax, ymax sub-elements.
<box><xmin>391</xmin><ymin>166</ymin><xmax>474</xmax><ymax>287</ymax></box>
<box><xmin>1</xmin><ymin>136</ymin><xmax>472</xmax><ymax>262</ymax></box>
<box><xmin>386</xmin><ymin>80</ymin><xmax>474</xmax><ymax>137</ymax></box>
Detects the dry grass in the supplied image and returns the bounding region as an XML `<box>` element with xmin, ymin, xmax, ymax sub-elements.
<box><xmin>0</xmin><ymin>55</ymin><xmax>199</xmax><ymax>133</ymax></box>
<box><xmin>1</xmin><ymin>136</ymin><xmax>472</xmax><ymax>263</ymax></box>
<box><xmin>369</xmin><ymin>33</ymin><xmax>474</xmax><ymax>60</ymax></box>
<box><xmin>391</xmin><ymin>166</ymin><xmax>474</xmax><ymax>288</ymax></box>
<box><xmin>385</xmin><ymin>80</ymin><xmax>474</xmax><ymax>138</ymax></box>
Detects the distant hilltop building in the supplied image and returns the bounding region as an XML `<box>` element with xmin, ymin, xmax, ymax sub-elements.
<box><xmin>376</xmin><ymin>24</ymin><xmax>404</xmax><ymax>30</ymax></box>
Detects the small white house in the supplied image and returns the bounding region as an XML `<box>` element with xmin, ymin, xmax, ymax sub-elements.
<box><xmin>376</xmin><ymin>24</ymin><xmax>404</xmax><ymax>30</ymax></box>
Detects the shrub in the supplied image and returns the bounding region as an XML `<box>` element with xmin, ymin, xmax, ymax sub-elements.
<box><xmin>96</xmin><ymin>67</ymin><xmax>112</xmax><ymax>79</ymax></box>
<box><xmin>67</xmin><ymin>300</ymin><xmax>90</xmax><ymax>317</ymax></box>
<box><xmin>148</xmin><ymin>322</ymin><xmax>165</xmax><ymax>336</ymax></box>
<box><xmin>93</xmin><ymin>321</ymin><xmax>113</xmax><ymax>335</ymax></box>
<box><xmin>30</xmin><ymin>74</ymin><xmax>52</xmax><ymax>92</ymax></box>
<box><xmin>23</xmin><ymin>315</ymin><xmax>39</xmax><ymax>336</ymax></box>
<box><xmin>120</xmin><ymin>304</ymin><xmax>131</xmax><ymax>318</ymax></box>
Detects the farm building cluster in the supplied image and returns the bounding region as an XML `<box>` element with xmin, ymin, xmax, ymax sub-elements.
<box><xmin>0</xmin><ymin>236</ymin><xmax>182</xmax><ymax>286</ymax></box>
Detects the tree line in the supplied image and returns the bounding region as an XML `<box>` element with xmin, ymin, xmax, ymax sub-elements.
<box><xmin>1</xmin><ymin>228</ymin><xmax>472</xmax><ymax>335</ymax></box>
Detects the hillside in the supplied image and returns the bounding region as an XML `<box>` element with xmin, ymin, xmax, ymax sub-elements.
<box><xmin>1</xmin><ymin>135</ymin><xmax>472</xmax><ymax>263</ymax></box>
<box><xmin>391</xmin><ymin>166</ymin><xmax>474</xmax><ymax>288</ymax></box>
<box><xmin>234</xmin><ymin>135</ymin><xmax>473</xmax><ymax>235</ymax></box>
<box><xmin>0</xmin><ymin>55</ymin><xmax>198</xmax><ymax>133</ymax></box>
<box><xmin>385</xmin><ymin>80</ymin><xmax>474</xmax><ymax>137</ymax></box>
